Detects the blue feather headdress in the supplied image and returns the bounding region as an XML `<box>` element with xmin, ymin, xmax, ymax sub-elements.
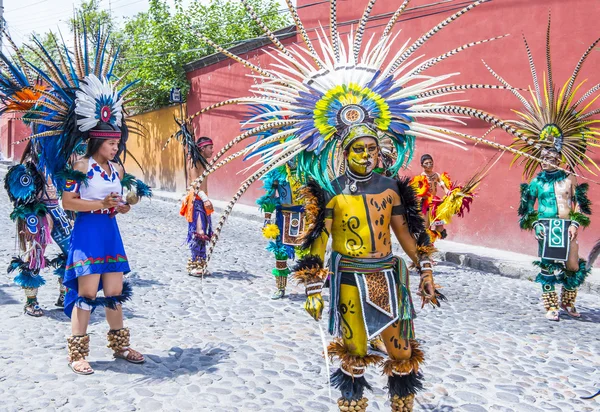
<box><xmin>0</xmin><ymin>21</ymin><xmax>144</xmax><ymax>189</ymax></box>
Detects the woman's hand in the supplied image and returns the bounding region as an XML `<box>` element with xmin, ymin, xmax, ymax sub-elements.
<box><xmin>102</xmin><ymin>192</ymin><xmax>121</xmax><ymax>209</ymax></box>
<box><xmin>116</xmin><ymin>204</ymin><xmax>131</xmax><ymax>214</ymax></box>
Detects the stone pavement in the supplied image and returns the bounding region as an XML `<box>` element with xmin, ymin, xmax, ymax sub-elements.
<box><xmin>0</xmin><ymin>187</ymin><xmax>599</xmax><ymax>411</ymax></box>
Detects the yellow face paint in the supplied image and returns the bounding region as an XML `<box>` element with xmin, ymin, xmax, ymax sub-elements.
<box><xmin>346</xmin><ymin>137</ymin><xmax>379</xmax><ymax>175</ymax></box>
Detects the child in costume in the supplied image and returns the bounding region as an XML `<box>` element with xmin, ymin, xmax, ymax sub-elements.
<box><xmin>413</xmin><ymin>154</ymin><xmax>451</xmax><ymax>241</ymax></box>
<box><xmin>181</xmin><ymin>137</ymin><xmax>214</xmax><ymax>276</ymax></box>
<box><xmin>485</xmin><ymin>15</ymin><xmax>597</xmax><ymax>321</ymax></box>
<box><xmin>257</xmin><ymin>160</ymin><xmax>306</xmax><ymax>299</ymax></box>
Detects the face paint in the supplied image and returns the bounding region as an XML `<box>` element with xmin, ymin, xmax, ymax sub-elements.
<box><xmin>541</xmin><ymin>152</ymin><xmax>560</xmax><ymax>171</ymax></box>
<box><xmin>422</xmin><ymin>160</ymin><xmax>434</xmax><ymax>174</ymax></box>
<box><xmin>346</xmin><ymin>137</ymin><xmax>379</xmax><ymax>176</ymax></box>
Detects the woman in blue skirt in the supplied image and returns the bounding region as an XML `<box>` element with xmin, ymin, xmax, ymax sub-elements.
<box><xmin>62</xmin><ymin>123</ymin><xmax>145</xmax><ymax>375</ymax></box>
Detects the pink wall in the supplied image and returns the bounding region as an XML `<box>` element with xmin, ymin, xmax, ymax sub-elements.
<box><xmin>185</xmin><ymin>0</ymin><xmax>600</xmax><ymax>258</ymax></box>
<box><xmin>0</xmin><ymin>114</ymin><xmax>30</xmax><ymax>162</ymax></box>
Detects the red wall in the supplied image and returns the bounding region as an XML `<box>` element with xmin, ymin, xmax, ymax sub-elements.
<box><xmin>185</xmin><ymin>0</ymin><xmax>600</xmax><ymax>258</ymax></box>
<box><xmin>0</xmin><ymin>114</ymin><xmax>29</xmax><ymax>162</ymax></box>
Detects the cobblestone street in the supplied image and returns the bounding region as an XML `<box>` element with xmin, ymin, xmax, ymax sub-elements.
<box><xmin>0</xmin><ymin>190</ymin><xmax>598</xmax><ymax>412</ymax></box>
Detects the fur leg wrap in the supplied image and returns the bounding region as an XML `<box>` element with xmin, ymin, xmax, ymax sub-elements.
<box><xmin>559</xmin><ymin>259</ymin><xmax>589</xmax><ymax>290</ymax></box>
<box><xmin>337</xmin><ymin>396</ymin><xmax>369</xmax><ymax>411</ymax></box>
<box><xmin>542</xmin><ymin>291</ymin><xmax>559</xmax><ymax>311</ymax></box>
<box><xmin>67</xmin><ymin>334</ymin><xmax>90</xmax><ymax>362</ymax></box>
<box><xmin>331</xmin><ymin>368</ymin><xmax>372</xmax><ymax>402</ymax></box>
<box><xmin>560</xmin><ymin>288</ymin><xmax>577</xmax><ymax>308</ymax></box>
<box><xmin>328</xmin><ymin>339</ymin><xmax>383</xmax><ymax>401</ymax></box>
<box><xmin>383</xmin><ymin>340</ymin><xmax>424</xmax><ymax>408</ymax></box>
<box><xmin>107</xmin><ymin>327</ymin><xmax>131</xmax><ymax>352</ymax></box>
<box><xmin>73</xmin><ymin>282</ymin><xmax>133</xmax><ymax>311</ymax></box>
<box><xmin>390</xmin><ymin>393</ymin><xmax>416</xmax><ymax>412</ymax></box>
<box><xmin>382</xmin><ymin>340</ymin><xmax>424</xmax><ymax>377</ymax></box>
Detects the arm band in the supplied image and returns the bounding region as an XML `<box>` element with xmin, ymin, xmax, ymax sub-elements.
<box><xmin>198</xmin><ymin>191</ymin><xmax>209</xmax><ymax>202</ymax></box>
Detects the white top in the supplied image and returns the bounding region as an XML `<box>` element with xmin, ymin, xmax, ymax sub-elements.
<box><xmin>79</xmin><ymin>157</ymin><xmax>122</xmax><ymax>201</ymax></box>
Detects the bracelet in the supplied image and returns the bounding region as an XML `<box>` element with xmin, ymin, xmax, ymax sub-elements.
<box><xmin>306</xmin><ymin>281</ymin><xmax>324</xmax><ymax>296</ymax></box>
<box><xmin>198</xmin><ymin>191</ymin><xmax>209</xmax><ymax>202</ymax></box>
<box><xmin>571</xmin><ymin>221</ymin><xmax>580</xmax><ymax>229</ymax></box>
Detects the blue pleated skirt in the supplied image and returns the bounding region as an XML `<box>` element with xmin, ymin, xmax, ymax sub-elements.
<box><xmin>63</xmin><ymin>213</ymin><xmax>130</xmax><ymax>318</ymax></box>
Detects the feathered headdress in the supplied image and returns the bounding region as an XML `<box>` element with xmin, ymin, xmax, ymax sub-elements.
<box><xmin>484</xmin><ymin>12</ymin><xmax>600</xmax><ymax>179</ymax></box>
<box><xmin>179</xmin><ymin>0</ymin><xmax>549</xmax><ymax>271</ymax></box>
<box><xmin>0</xmin><ymin>21</ymin><xmax>144</xmax><ymax>188</ymax></box>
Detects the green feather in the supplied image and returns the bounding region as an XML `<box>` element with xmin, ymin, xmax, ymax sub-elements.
<box><xmin>536</xmin><ymin>170</ymin><xmax>567</xmax><ymax>184</ymax></box>
<box><xmin>574</xmin><ymin>183</ymin><xmax>592</xmax><ymax>215</ymax></box>
<box><xmin>569</xmin><ymin>211</ymin><xmax>591</xmax><ymax>227</ymax></box>
<box><xmin>120</xmin><ymin>173</ymin><xmax>136</xmax><ymax>190</ymax></box>
<box><xmin>559</xmin><ymin>259</ymin><xmax>589</xmax><ymax>290</ymax></box>
<box><xmin>519</xmin><ymin>211</ymin><xmax>538</xmax><ymax>230</ymax></box>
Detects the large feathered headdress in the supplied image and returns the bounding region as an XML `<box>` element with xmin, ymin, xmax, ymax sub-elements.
<box><xmin>178</xmin><ymin>0</ymin><xmax>549</xmax><ymax>271</ymax></box>
<box><xmin>0</xmin><ymin>21</ymin><xmax>143</xmax><ymax>187</ymax></box>
<box><xmin>484</xmin><ymin>12</ymin><xmax>600</xmax><ymax>179</ymax></box>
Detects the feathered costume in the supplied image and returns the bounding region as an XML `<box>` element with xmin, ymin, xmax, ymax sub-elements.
<box><xmin>489</xmin><ymin>14</ymin><xmax>598</xmax><ymax>320</ymax></box>
<box><xmin>178</xmin><ymin>136</ymin><xmax>214</xmax><ymax>276</ymax></box>
<box><xmin>413</xmin><ymin>156</ymin><xmax>501</xmax><ymax>243</ymax></box>
<box><xmin>0</xmin><ymin>22</ymin><xmax>150</xmax><ymax>369</ymax></box>
<box><xmin>0</xmin><ymin>37</ymin><xmax>75</xmax><ymax>315</ymax></box>
<box><xmin>257</xmin><ymin>162</ymin><xmax>308</xmax><ymax>299</ymax></box>
<box><xmin>172</xmin><ymin>0</ymin><xmax>547</xmax><ymax>408</ymax></box>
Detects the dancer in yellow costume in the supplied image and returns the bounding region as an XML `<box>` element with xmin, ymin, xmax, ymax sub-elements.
<box><xmin>294</xmin><ymin>125</ymin><xmax>442</xmax><ymax>411</ymax></box>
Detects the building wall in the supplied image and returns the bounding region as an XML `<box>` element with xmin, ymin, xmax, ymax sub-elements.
<box><xmin>0</xmin><ymin>114</ymin><xmax>30</xmax><ymax>161</ymax></box>
<box><xmin>124</xmin><ymin>104</ymin><xmax>189</xmax><ymax>193</ymax></box>
<box><xmin>185</xmin><ymin>0</ymin><xmax>600</xmax><ymax>258</ymax></box>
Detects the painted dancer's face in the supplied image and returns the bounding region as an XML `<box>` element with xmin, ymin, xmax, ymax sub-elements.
<box><xmin>540</xmin><ymin>152</ymin><xmax>559</xmax><ymax>171</ymax></box>
<box><xmin>346</xmin><ymin>137</ymin><xmax>378</xmax><ymax>175</ymax></box>
<box><xmin>422</xmin><ymin>159</ymin><xmax>434</xmax><ymax>174</ymax></box>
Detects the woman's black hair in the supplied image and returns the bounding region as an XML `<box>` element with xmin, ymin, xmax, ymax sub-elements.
<box><xmin>196</xmin><ymin>136</ymin><xmax>213</xmax><ymax>146</ymax></box>
<box><xmin>420</xmin><ymin>154</ymin><xmax>433</xmax><ymax>165</ymax></box>
<box><xmin>85</xmin><ymin>137</ymin><xmax>107</xmax><ymax>158</ymax></box>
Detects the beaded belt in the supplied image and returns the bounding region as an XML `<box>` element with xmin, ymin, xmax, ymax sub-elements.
<box><xmin>87</xmin><ymin>207</ymin><xmax>115</xmax><ymax>215</ymax></box>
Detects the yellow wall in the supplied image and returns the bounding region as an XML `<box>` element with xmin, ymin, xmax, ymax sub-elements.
<box><xmin>124</xmin><ymin>104</ymin><xmax>188</xmax><ymax>193</ymax></box>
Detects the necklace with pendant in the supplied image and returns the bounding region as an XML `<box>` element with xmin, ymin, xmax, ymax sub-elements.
<box><xmin>346</xmin><ymin>169</ymin><xmax>373</xmax><ymax>193</ymax></box>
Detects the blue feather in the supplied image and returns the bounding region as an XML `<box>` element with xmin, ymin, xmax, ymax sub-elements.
<box><xmin>107</xmin><ymin>45</ymin><xmax>120</xmax><ymax>79</ymax></box>
<box><xmin>134</xmin><ymin>179</ymin><xmax>152</xmax><ymax>198</ymax></box>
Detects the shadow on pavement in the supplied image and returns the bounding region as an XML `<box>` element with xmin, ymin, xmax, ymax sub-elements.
<box><xmin>89</xmin><ymin>345</ymin><xmax>230</xmax><ymax>382</ymax></box>
<box><xmin>417</xmin><ymin>400</ymin><xmax>455</xmax><ymax>411</ymax></box>
<box><xmin>201</xmin><ymin>269</ymin><xmax>259</xmax><ymax>281</ymax></box>
<box><xmin>126</xmin><ymin>271</ymin><xmax>166</xmax><ymax>287</ymax></box>
<box><xmin>565</xmin><ymin>306</ymin><xmax>600</xmax><ymax>324</ymax></box>
<box><xmin>287</xmin><ymin>292</ymin><xmax>306</xmax><ymax>302</ymax></box>
<box><xmin>0</xmin><ymin>286</ymin><xmax>19</xmax><ymax>305</ymax></box>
